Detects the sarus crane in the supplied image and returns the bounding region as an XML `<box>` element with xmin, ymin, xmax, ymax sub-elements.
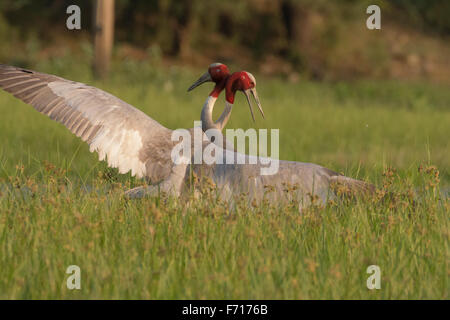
<box><xmin>0</xmin><ymin>63</ymin><xmax>374</xmax><ymax>208</ymax></box>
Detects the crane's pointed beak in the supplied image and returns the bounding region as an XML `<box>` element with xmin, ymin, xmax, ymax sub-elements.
<box><xmin>243</xmin><ymin>89</ymin><xmax>256</xmax><ymax>122</ymax></box>
<box><xmin>250</xmin><ymin>88</ymin><xmax>265</xmax><ymax>119</ymax></box>
<box><xmin>187</xmin><ymin>72</ymin><xmax>212</xmax><ymax>92</ymax></box>
<box><xmin>244</xmin><ymin>88</ymin><xmax>264</xmax><ymax>122</ymax></box>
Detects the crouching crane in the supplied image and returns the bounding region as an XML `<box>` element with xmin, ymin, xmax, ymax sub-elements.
<box><xmin>128</xmin><ymin>70</ymin><xmax>374</xmax><ymax>206</ymax></box>
<box><xmin>0</xmin><ymin>64</ymin><xmax>374</xmax><ymax>208</ymax></box>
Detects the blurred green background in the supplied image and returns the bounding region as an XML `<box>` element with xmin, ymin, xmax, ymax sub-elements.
<box><xmin>1</xmin><ymin>0</ymin><xmax>449</xmax><ymax>82</ymax></box>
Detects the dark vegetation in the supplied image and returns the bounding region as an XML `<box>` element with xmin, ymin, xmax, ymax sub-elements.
<box><xmin>1</xmin><ymin>0</ymin><xmax>449</xmax><ymax>82</ymax></box>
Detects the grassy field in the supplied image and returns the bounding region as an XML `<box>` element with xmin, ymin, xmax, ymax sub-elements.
<box><xmin>0</xmin><ymin>58</ymin><xmax>448</xmax><ymax>299</ymax></box>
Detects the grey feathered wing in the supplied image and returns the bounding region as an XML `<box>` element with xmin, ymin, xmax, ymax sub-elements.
<box><xmin>0</xmin><ymin>64</ymin><xmax>175</xmax><ymax>183</ymax></box>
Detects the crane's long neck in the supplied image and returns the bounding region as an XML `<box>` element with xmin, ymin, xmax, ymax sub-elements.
<box><xmin>201</xmin><ymin>95</ymin><xmax>233</xmax><ymax>132</ymax></box>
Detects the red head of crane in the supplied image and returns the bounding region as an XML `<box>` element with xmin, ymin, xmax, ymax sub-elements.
<box><xmin>225</xmin><ymin>71</ymin><xmax>265</xmax><ymax>122</ymax></box>
<box><xmin>188</xmin><ymin>62</ymin><xmax>230</xmax><ymax>98</ymax></box>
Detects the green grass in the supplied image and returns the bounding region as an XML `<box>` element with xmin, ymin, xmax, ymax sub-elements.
<box><xmin>0</xmin><ymin>57</ymin><xmax>448</xmax><ymax>299</ymax></box>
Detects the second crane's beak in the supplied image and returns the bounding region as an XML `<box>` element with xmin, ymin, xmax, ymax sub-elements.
<box><xmin>243</xmin><ymin>88</ymin><xmax>265</xmax><ymax>122</ymax></box>
<box><xmin>187</xmin><ymin>72</ymin><xmax>212</xmax><ymax>92</ymax></box>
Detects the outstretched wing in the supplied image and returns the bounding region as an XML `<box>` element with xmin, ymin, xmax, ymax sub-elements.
<box><xmin>0</xmin><ymin>64</ymin><xmax>174</xmax><ymax>182</ymax></box>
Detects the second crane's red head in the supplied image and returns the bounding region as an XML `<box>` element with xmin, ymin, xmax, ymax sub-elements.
<box><xmin>225</xmin><ymin>71</ymin><xmax>265</xmax><ymax>122</ymax></box>
<box><xmin>187</xmin><ymin>63</ymin><xmax>230</xmax><ymax>97</ymax></box>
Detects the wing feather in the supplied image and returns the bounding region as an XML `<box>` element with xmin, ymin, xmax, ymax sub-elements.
<box><xmin>0</xmin><ymin>64</ymin><xmax>175</xmax><ymax>182</ymax></box>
